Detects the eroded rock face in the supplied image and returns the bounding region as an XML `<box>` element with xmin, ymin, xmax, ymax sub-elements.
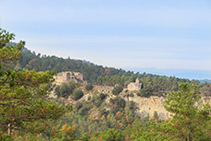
<box><xmin>126</xmin><ymin>95</ymin><xmax>170</xmax><ymax>120</ymax></box>
<box><xmin>128</xmin><ymin>95</ymin><xmax>211</xmax><ymax>120</ymax></box>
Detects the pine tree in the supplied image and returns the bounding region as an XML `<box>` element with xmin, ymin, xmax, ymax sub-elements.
<box><xmin>164</xmin><ymin>83</ymin><xmax>211</xmax><ymax>140</ymax></box>
<box><xmin>0</xmin><ymin>28</ymin><xmax>70</xmax><ymax>137</ymax></box>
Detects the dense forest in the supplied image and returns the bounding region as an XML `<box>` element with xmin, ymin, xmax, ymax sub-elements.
<box><xmin>18</xmin><ymin>48</ymin><xmax>133</xmax><ymax>84</ymax></box>
<box><xmin>0</xmin><ymin>29</ymin><xmax>210</xmax><ymax>140</ymax></box>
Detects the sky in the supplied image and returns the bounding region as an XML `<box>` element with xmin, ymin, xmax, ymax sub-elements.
<box><xmin>1</xmin><ymin>0</ymin><xmax>211</xmax><ymax>80</ymax></box>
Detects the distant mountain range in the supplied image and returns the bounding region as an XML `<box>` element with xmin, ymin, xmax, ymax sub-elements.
<box><xmin>125</xmin><ymin>68</ymin><xmax>211</xmax><ymax>80</ymax></box>
<box><xmin>200</xmin><ymin>79</ymin><xmax>211</xmax><ymax>83</ymax></box>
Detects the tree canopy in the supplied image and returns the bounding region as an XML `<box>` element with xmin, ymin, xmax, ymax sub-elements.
<box><xmin>164</xmin><ymin>83</ymin><xmax>211</xmax><ymax>140</ymax></box>
<box><xmin>0</xmin><ymin>28</ymin><xmax>70</xmax><ymax>139</ymax></box>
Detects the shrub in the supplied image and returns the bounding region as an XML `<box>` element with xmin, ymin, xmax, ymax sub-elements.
<box><xmin>110</xmin><ymin>97</ymin><xmax>126</xmax><ymax>114</ymax></box>
<box><xmin>112</xmin><ymin>86</ymin><xmax>123</xmax><ymax>95</ymax></box>
<box><xmin>99</xmin><ymin>108</ymin><xmax>109</xmax><ymax>116</ymax></box>
<box><xmin>85</xmin><ymin>83</ymin><xmax>93</xmax><ymax>91</ymax></box>
<box><xmin>72</xmin><ymin>90</ymin><xmax>84</xmax><ymax>100</ymax></box>
<box><xmin>92</xmin><ymin>94</ymin><xmax>105</xmax><ymax>107</ymax></box>
<box><xmin>55</xmin><ymin>82</ymin><xmax>77</xmax><ymax>98</ymax></box>
<box><xmin>75</xmin><ymin>102</ymin><xmax>83</xmax><ymax>110</ymax></box>
<box><xmin>129</xmin><ymin>93</ymin><xmax>134</xmax><ymax>97</ymax></box>
<box><xmin>100</xmin><ymin>128</ymin><xmax>125</xmax><ymax>141</ymax></box>
<box><xmin>100</xmin><ymin>93</ymin><xmax>107</xmax><ymax>100</ymax></box>
<box><xmin>80</xmin><ymin>133</ymin><xmax>91</xmax><ymax>141</ymax></box>
<box><xmin>138</xmin><ymin>86</ymin><xmax>153</xmax><ymax>97</ymax></box>
<box><xmin>79</xmin><ymin>106</ymin><xmax>90</xmax><ymax>116</ymax></box>
<box><xmin>93</xmin><ymin>97</ymin><xmax>102</xmax><ymax>107</ymax></box>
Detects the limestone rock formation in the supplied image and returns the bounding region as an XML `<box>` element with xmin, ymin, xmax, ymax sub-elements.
<box><xmin>53</xmin><ymin>71</ymin><xmax>84</xmax><ymax>85</ymax></box>
<box><xmin>127</xmin><ymin>78</ymin><xmax>142</xmax><ymax>91</ymax></box>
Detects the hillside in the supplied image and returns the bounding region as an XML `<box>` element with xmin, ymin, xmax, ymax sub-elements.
<box><xmin>17</xmin><ymin>48</ymin><xmax>211</xmax><ymax>98</ymax></box>
<box><xmin>46</xmin><ymin>70</ymin><xmax>211</xmax><ymax>140</ymax></box>
<box><xmin>50</xmin><ymin>71</ymin><xmax>211</xmax><ymax>121</ymax></box>
<box><xmin>18</xmin><ymin>48</ymin><xmax>134</xmax><ymax>84</ymax></box>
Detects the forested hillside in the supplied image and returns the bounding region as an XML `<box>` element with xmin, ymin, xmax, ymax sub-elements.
<box><xmin>17</xmin><ymin>48</ymin><xmax>133</xmax><ymax>84</ymax></box>
<box><xmin>17</xmin><ymin>48</ymin><xmax>211</xmax><ymax>97</ymax></box>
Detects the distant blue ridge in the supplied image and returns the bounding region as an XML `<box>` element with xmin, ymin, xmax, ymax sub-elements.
<box><xmin>124</xmin><ymin>68</ymin><xmax>211</xmax><ymax>81</ymax></box>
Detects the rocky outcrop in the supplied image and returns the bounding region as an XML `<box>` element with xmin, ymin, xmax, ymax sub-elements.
<box><xmin>53</xmin><ymin>71</ymin><xmax>84</xmax><ymax>86</ymax></box>
<box><xmin>127</xmin><ymin>78</ymin><xmax>142</xmax><ymax>92</ymax></box>
<box><xmin>124</xmin><ymin>95</ymin><xmax>170</xmax><ymax>120</ymax></box>
<box><xmin>127</xmin><ymin>95</ymin><xmax>211</xmax><ymax>120</ymax></box>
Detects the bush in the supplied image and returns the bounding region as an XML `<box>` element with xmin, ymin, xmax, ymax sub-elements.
<box><xmin>91</xmin><ymin>93</ymin><xmax>107</xmax><ymax>107</ymax></box>
<box><xmin>100</xmin><ymin>93</ymin><xmax>107</xmax><ymax>100</ymax></box>
<box><xmin>129</xmin><ymin>93</ymin><xmax>134</xmax><ymax>97</ymax></box>
<box><xmin>112</xmin><ymin>86</ymin><xmax>123</xmax><ymax>95</ymax></box>
<box><xmin>85</xmin><ymin>84</ymin><xmax>93</xmax><ymax>91</ymax></box>
<box><xmin>138</xmin><ymin>86</ymin><xmax>153</xmax><ymax>97</ymax></box>
<box><xmin>80</xmin><ymin>133</ymin><xmax>90</xmax><ymax>141</ymax></box>
<box><xmin>99</xmin><ymin>108</ymin><xmax>109</xmax><ymax>116</ymax></box>
<box><xmin>72</xmin><ymin>90</ymin><xmax>84</xmax><ymax>100</ymax></box>
<box><xmin>93</xmin><ymin>97</ymin><xmax>102</xmax><ymax>107</ymax></box>
<box><xmin>69</xmin><ymin>81</ymin><xmax>78</xmax><ymax>91</ymax></box>
<box><xmin>110</xmin><ymin>97</ymin><xmax>126</xmax><ymax>114</ymax></box>
<box><xmin>79</xmin><ymin>106</ymin><xmax>90</xmax><ymax>116</ymax></box>
<box><xmin>100</xmin><ymin>128</ymin><xmax>125</xmax><ymax>141</ymax></box>
<box><xmin>75</xmin><ymin>102</ymin><xmax>83</xmax><ymax>110</ymax></box>
<box><xmin>55</xmin><ymin>82</ymin><xmax>77</xmax><ymax>98</ymax></box>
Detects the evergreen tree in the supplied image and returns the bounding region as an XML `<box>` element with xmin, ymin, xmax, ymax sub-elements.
<box><xmin>0</xmin><ymin>29</ymin><xmax>70</xmax><ymax>138</ymax></box>
<box><xmin>164</xmin><ymin>83</ymin><xmax>211</xmax><ymax>140</ymax></box>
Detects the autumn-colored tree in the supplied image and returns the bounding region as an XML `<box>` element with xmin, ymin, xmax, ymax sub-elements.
<box><xmin>0</xmin><ymin>29</ymin><xmax>70</xmax><ymax>137</ymax></box>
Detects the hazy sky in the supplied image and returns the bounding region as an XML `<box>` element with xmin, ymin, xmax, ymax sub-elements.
<box><xmin>1</xmin><ymin>0</ymin><xmax>211</xmax><ymax>79</ymax></box>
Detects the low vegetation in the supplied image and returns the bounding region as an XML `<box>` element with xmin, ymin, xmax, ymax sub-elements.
<box><xmin>72</xmin><ymin>89</ymin><xmax>84</xmax><ymax>100</ymax></box>
<box><xmin>112</xmin><ymin>85</ymin><xmax>123</xmax><ymax>95</ymax></box>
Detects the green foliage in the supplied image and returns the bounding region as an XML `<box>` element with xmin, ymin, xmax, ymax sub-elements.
<box><xmin>80</xmin><ymin>133</ymin><xmax>90</xmax><ymax>141</ymax></box>
<box><xmin>112</xmin><ymin>85</ymin><xmax>123</xmax><ymax>95</ymax></box>
<box><xmin>19</xmin><ymin>49</ymin><xmax>134</xmax><ymax>84</ymax></box>
<box><xmin>153</xmin><ymin>111</ymin><xmax>159</xmax><ymax>121</ymax></box>
<box><xmin>164</xmin><ymin>83</ymin><xmax>211</xmax><ymax>140</ymax></box>
<box><xmin>55</xmin><ymin>81</ymin><xmax>77</xmax><ymax>98</ymax></box>
<box><xmin>110</xmin><ymin>97</ymin><xmax>126</xmax><ymax>114</ymax></box>
<box><xmin>85</xmin><ymin>83</ymin><xmax>93</xmax><ymax>91</ymax></box>
<box><xmin>75</xmin><ymin>102</ymin><xmax>83</xmax><ymax>110</ymax></box>
<box><xmin>138</xmin><ymin>85</ymin><xmax>153</xmax><ymax>97</ymax></box>
<box><xmin>72</xmin><ymin>89</ymin><xmax>84</xmax><ymax>100</ymax></box>
<box><xmin>97</xmin><ymin>75</ymin><xmax>136</xmax><ymax>86</ymax></box>
<box><xmin>92</xmin><ymin>93</ymin><xmax>107</xmax><ymax>107</ymax></box>
<box><xmin>79</xmin><ymin>106</ymin><xmax>90</xmax><ymax>116</ymax></box>
<box><xmin>0</xmin><ymin>29</ymin><xmax>69</xmax><ymax>137</ymax></box>
<box><xmin>100</xmin><ymin>128</ymin><xmax>125</xmax><ymax>141</ymax></box>
<box><xmin>100</xmin><ymin>93</ymin><xmax>107</xmax><ymax>100</ymax></box>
